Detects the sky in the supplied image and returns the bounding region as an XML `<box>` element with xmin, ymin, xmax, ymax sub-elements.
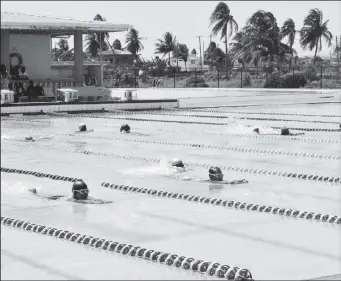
<box><xmin>2</xmin><ymin>1</ymin><xmax>341</xmax><ymax>60</ymax></box>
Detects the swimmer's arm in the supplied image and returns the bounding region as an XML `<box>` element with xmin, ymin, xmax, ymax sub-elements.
<box><xmin>29</xmin><ymin>188</ymin><xmax>65</xmax><ymax>200</ymax></box>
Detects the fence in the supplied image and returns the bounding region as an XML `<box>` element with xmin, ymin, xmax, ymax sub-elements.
<box><xmin>104</xmin><ymin>65</ymin><xmax>341</xmax><ymax>89</ymax></box>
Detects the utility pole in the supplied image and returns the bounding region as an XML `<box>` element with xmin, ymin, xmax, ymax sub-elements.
<box><xmin>336</xmin><ymin>36</ymin><xmax>340</xmax><ymax>67</ymax></box>
<box><xmin>203</xmin><ymin>41</ymin><xmax>205</xmax><ymax>67</ymax></box>
<box><xmin>209</xmin><ymin>34</ymin><xmax>212</xmax><ymax>67</ymax></box>
<box><xmin>198</xmin><ymin>36</ymin><xmax>202</xmax><ymax>71</ymax></box>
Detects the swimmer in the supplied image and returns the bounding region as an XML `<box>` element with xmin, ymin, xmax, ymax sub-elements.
<box><xmin>29</xmin><ymin>180</ymin><xmax>112</xmax><ymax>204</ymax></box>
<box><xmin>208</xmin><ymin>166</ymin><xmax>248</xmax><ymax>184</ymax></box>
<box><xmin>24</xmin><ymin>136</ymin><xmax>35</xmax><ymax>142</ymax></box>
<box><xmin>253</xmin><ymin>128</ymin><xmax>260</xmax><ymax>134</ymax></box>
<box><xmin>76</xmin><ymin>123</ymin><xmax>94</xmax><ymax>133</ymax></box>
<box><xmin>253</xmin><ymin>126</ymin><xmax>304</xmax><ymax>136</ymax></box>
<box><xmin>165</xmin><ymin>165</ymin><xmax>247</xmax><ymax>185</ymax></box>
<box><xmin>2</xmin><ymin>135</ymin><xmax>51</xmax><ymax>142</ymax></box>
<box><xmin>170</xmin><ymin>158</ymin><xmax>191</xmax><ymax>172</ymax></box>
<box><xmin>78</xmin><ymin>123</ymin><xmax>87</xmax><ymax>132</ymax></box>
<box><xmin>120</xmin><ymin>124</ymin><xmax>131</xmax><ymax>133</ymax></box>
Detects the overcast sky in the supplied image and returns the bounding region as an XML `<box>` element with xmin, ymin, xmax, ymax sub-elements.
<box><xmin>2</xmin><ymin>1</ymin><xmax>341</xmax><ymax>59</ymax></box>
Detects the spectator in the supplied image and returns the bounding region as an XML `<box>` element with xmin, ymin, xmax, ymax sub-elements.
<box><xmin>35</xmin><ymin>83</ymin><xmax>45</xmax><ymax>98</ymax></box>
<box><xmin>0</xmin><ymin>64</ymin><xmax>9</xmax><ymax>90</ymax></box>
<box><xmin>26</xmin><ymin>80</ymin><xmax>37</xmax><ymax>102</ymax></box>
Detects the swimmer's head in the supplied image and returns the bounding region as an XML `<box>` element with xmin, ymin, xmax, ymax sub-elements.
<box><xmin>281</xmin><ymin>127</ymin><xmax>290</xmax><ymax>136</ymax></box>
<box><xmin>78</xmin><ymin>123</ymin><xmax>87</xmax><ymax>132</ymax></box>
<box><xmin>253</xmin><ymin>128</ymin><xmax>260</xmax><ymax>134</ymax></box>
<box><xmin>120</xmin><ymin>124</ymin><xmax>130</xmax><ymax>133</ymax></box>
<box><xmin>209</xmin><ymin>166</ymin><xmax>224</xmax><ymax>182</ymax></box>
<box><xmin>72</xmin><ymin>180</ymin><xmax>89</xmax><ymax>200</ymax></box>
<box><xmin>171</xmin><ymin>158</ymin><xmax>184</xmax><ymax>168</ymax></box>
<box><xmin>25</xmin><ymin>136</ymin><xmax>35</xmax><ymax>142</ymax></box>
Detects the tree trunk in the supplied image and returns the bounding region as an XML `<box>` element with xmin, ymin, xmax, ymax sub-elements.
<box><xmin>168</xmin><ymin>52</ymin><xmax>171</xmax><ymax>66</ymax></box>
<box><xmin>289</xmin><ymin>43</ymin><xmax>293</xmax><ymax>71</ymax></box>
<box><xmin>225</xmin><ymin>35</ymin><xmax>228</xmax><ymax>77</ymax></box>
<box><xmin>185</xmin><ymin>61</ymin><xmax>187</xmax><ymax>73</ymax></box>
<box><xmin>313</xmin><ymin>39</ymin><xmax>319</xmax><ymax>65</ymax></box>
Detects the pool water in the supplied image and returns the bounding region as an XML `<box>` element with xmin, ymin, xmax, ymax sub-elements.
<box><xmin>1</xmin><ymin>91</ymin><xmax>341</xmax><ymax>280</ymax></box>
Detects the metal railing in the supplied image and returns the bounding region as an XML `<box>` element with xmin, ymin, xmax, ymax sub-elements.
<box><xmin>104</xmin><ymin>65</ymin><xmax>341</xmax><ymax>89</ymax></box>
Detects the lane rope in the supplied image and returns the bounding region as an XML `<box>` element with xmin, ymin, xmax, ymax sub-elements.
<box><xmin>44</xmin><ymin>112</ymin><xmax>228</xmax><ymax>126</ymax></box>
<box><xmin>1</xmin><ymin>167</ymin><xmax>340</xmax><ymax>226</ymax></box>
<box><xmin>1</xmin><ymin>117</ymin><xmax>51</xmax><ymax>124</ymax></box>
<box><xmin>161</xmin><ymin>107</ymin><xmax>341</xmax><ymax>118</ymax></box>
<box><xmin>44</xmin><ymin>112</ymin><xmax>341</xmax><ymax>132</ymax></box>
<box><xmin>2</xmin><ymin>142</ymin><xmax>340</xmax><ymax>184</ymax></box>
<box><xmin>105</xmin><ymin>109</ymin><xmax>340</xmax><ymax>125</ymax></box>
<box><xmin>0</xmin><ymin>216</ymin><xmax>253</xmax><ymax>280</ymax></box>
<box><xmin>2</xmin><ymin>128</ymin><xmax>339</xmax><ymax>161</ymax></box>
<box><xmin>100</xmin><ymin>181</ymin><xmax>341</xmax><ymax>225</ymax></box>
<box><xmin>112</xmin><ymin>126</ymin><xmax>341</xmax><ymax>145</ymax></box>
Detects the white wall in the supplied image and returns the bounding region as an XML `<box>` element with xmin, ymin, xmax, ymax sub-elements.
<box><xmin>9</xmin><ymin>34</ymin><xmax>51</xmax><ymax>80</ymax></box>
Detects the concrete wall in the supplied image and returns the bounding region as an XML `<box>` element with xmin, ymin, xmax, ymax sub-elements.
<box><xmin>9</xmin><ymin>34</ymin><xmax>51</xmax><ymax>80</ymax></box>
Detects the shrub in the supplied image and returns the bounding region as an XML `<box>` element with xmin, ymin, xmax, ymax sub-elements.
<box><xmin>263</xmin><ymin>73</ymin><xmax>282</xmax><ymax>88</ymax></box>
<box><xmin>304</xmin><ymin>64</ymin><xmax>319</xmax><ymax>81</ymax></box>
<box><xmin>184</xmin><ymin>76</ymin><xmax>209</xmax><ymax>88</ymax></box>
<box><xmin>263</xmin><ymin>72</ymin><xmax>307</xmax><ymax>88</ymax></box>
<box><xmin>242</xmin><ymin>73</ymin><xmax>251</xmax><ymax>87</ymax></box>
<box><xmin>281</xmin><ymin>72</ymin><xmax>307</xmax><ymax>88</ymax></box>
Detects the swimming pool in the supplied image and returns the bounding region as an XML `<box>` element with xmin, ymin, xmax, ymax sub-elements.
<box><xmin>1</xmin><ymin>90</ymin><xmax>341</xmax><ymax>280</ymax></box>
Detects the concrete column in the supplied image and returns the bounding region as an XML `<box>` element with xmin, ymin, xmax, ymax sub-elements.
<box><xmin>74</xmin><ymin>30</ymin><xmax>83</xmax><ymax>86</ymax></box>
<box><xmin>1</xmin><ymin>30</ymin><xmax>10</xmax><ymax>73</ymax></box>
<box><xmin>99</xmin><ymin>64</ymin><xmax>104</xmax><ymax>87</ymax></box>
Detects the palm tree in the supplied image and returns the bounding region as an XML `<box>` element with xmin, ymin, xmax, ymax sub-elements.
<box><xmin>93</xmin><ymin>14</ymin><xmax>110</xmax><ymax>50</ymax></box>
<box><xmin>204</xmin><ymin>41</ymin><xmax>225</xmax><ymax>68</ymax></box>
<box><xmin>281</xmin><ymin>18</ymin><xmax>296</xmax><ymax>69</ymax></box>
<box><xmin>300</xmin><ymin>9</ymin><xmax>333</xmax><ymax>65</ymax></box>
<box><xmin>125</xmin><ymin>28</ymin><xmax>144</xmax><ymax>56</ymax></box>
<box><xmin>154</xmin><ymin>32</ymin><xmax>177</xmax><ymax>66</ymax></box>
<box><xmin>209</xmin><ymin>2</ymin><xmax>238</xmax><ymax>75</ymax></box>
<box><xmin>113</xmin><ymin>39</ymin><xmax>122</xmax><ymax>50</ymax></box>
<box><xmin>85</xmin><ymin>14</ymin><xmax>113</xmax><ymax>59</ymax></box>
<box><xmin>178</xmin><ymin>44</ymin><xmax>189</xmax><ymax>72</ymax></box>
<box><xmin>229</xmin><ymin>11</ymin><xmax>295</xmax><ymax>70</ymax></box>
<box><xmin>52</xmin><ymin>39</ymin><xmax>75</xmax><ymax>61</ymax></box>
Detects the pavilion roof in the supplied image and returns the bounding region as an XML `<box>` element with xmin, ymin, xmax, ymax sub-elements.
<box><xmin>1</xmin><ymin>11</ymin><xmax>133</xmax><ymax>35</ymax></box>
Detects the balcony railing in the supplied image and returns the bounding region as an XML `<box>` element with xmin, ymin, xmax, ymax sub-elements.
<box><xmin>51</xmin><ymin>61</ymin><xmax>108</xmax><ymax>66</ymax></box>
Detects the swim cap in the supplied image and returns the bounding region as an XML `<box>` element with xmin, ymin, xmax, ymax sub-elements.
<box><xmin>72</xmin><ymin>180</ymin><xmax>89</xmax><ymax>200</ymax></box>
<box><xmin>281</xmin><ymin>127</ymin><xmax>290</xmax><ymax>135</ymax></box>
<box><xmin>171</xmin><ymin>158</ymin><xmax>184</xmax><ymax>168</ymax></box>
<box><xmin>25</xmin><ymin>136</ymin><xmax>34</xmax><ymax>141</ymax></box>
<box><xmin>120</xmin><ymin>124</ymin><xmax>130</xmax><ymax>133</ymax></box>
<box><xmin>78</xmin><ymin>123</ymin><xmax>87</xmax><ymax>132</ymax></box>
<box><xmin>72</xmin><ymin>180</ymin><xmax>88</xmax><ymax>191</ymax></box>
<box><xmin>209</xmin><ymin>166</ymin><xmax>224</xmax><ymax>181</ymax></box>
<box><xmin>253</xmin><ymin>128</ymin><xmax>260</xmax><ymax>134</ymax></box>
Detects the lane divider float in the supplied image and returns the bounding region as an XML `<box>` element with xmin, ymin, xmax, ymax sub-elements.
<box><xmin>1</xmin><ymin>117</ymin><xmax>51</xmax><ymax>124</ymax></box>
<box><xmin>2</xmin><ymin>142</ymin><xmax>340</xmax><ymax>184</ymax></box>
<box><xmin>0</xmin><ymin>216</ymin><xmax>253</xmax><ymax>280</ymax></box>
<box><xmin>44</xmin><ymin>111</ymin><xmax>227</xmax><ymax>126</ymax></box>
<box><xmin>104</xmin><ymin>125</ymin><xmax>341</xmax><ymax>145</ymax></box>
<box><xmin>45</xmin><ymin>112</ymin><xmax>341</xmax><ymax>132</ymax></box>
<box><xmin>161</xmin><ymin>106</ymin><xmax>341</xmax><ymax>118</ymax></box>
<box><xmin>3</xmin><ymin>128</ymin><xmax>339</xmax><ymax>161</ymax></box>
<box><xmin>1</xmin><ymin>167</ymin><xmax>340</xmax><ymax>225</ymax></box>
<box><xmin>105</xmin><ymin>109</ymin><xmax>340</xmax><ymax>125</ymax></box>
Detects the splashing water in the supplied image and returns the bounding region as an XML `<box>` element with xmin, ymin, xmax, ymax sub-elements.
<box><xmin>119</xmin><ymin>155</ymin><xmax>184</xmax><ymax>177</ymax></box>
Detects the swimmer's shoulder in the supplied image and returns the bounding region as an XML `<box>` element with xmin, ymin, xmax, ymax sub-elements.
<box><xmin>67</xmin><ymin>197</ymin><xmax>113</xmax><ymax>204</ymax></box>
